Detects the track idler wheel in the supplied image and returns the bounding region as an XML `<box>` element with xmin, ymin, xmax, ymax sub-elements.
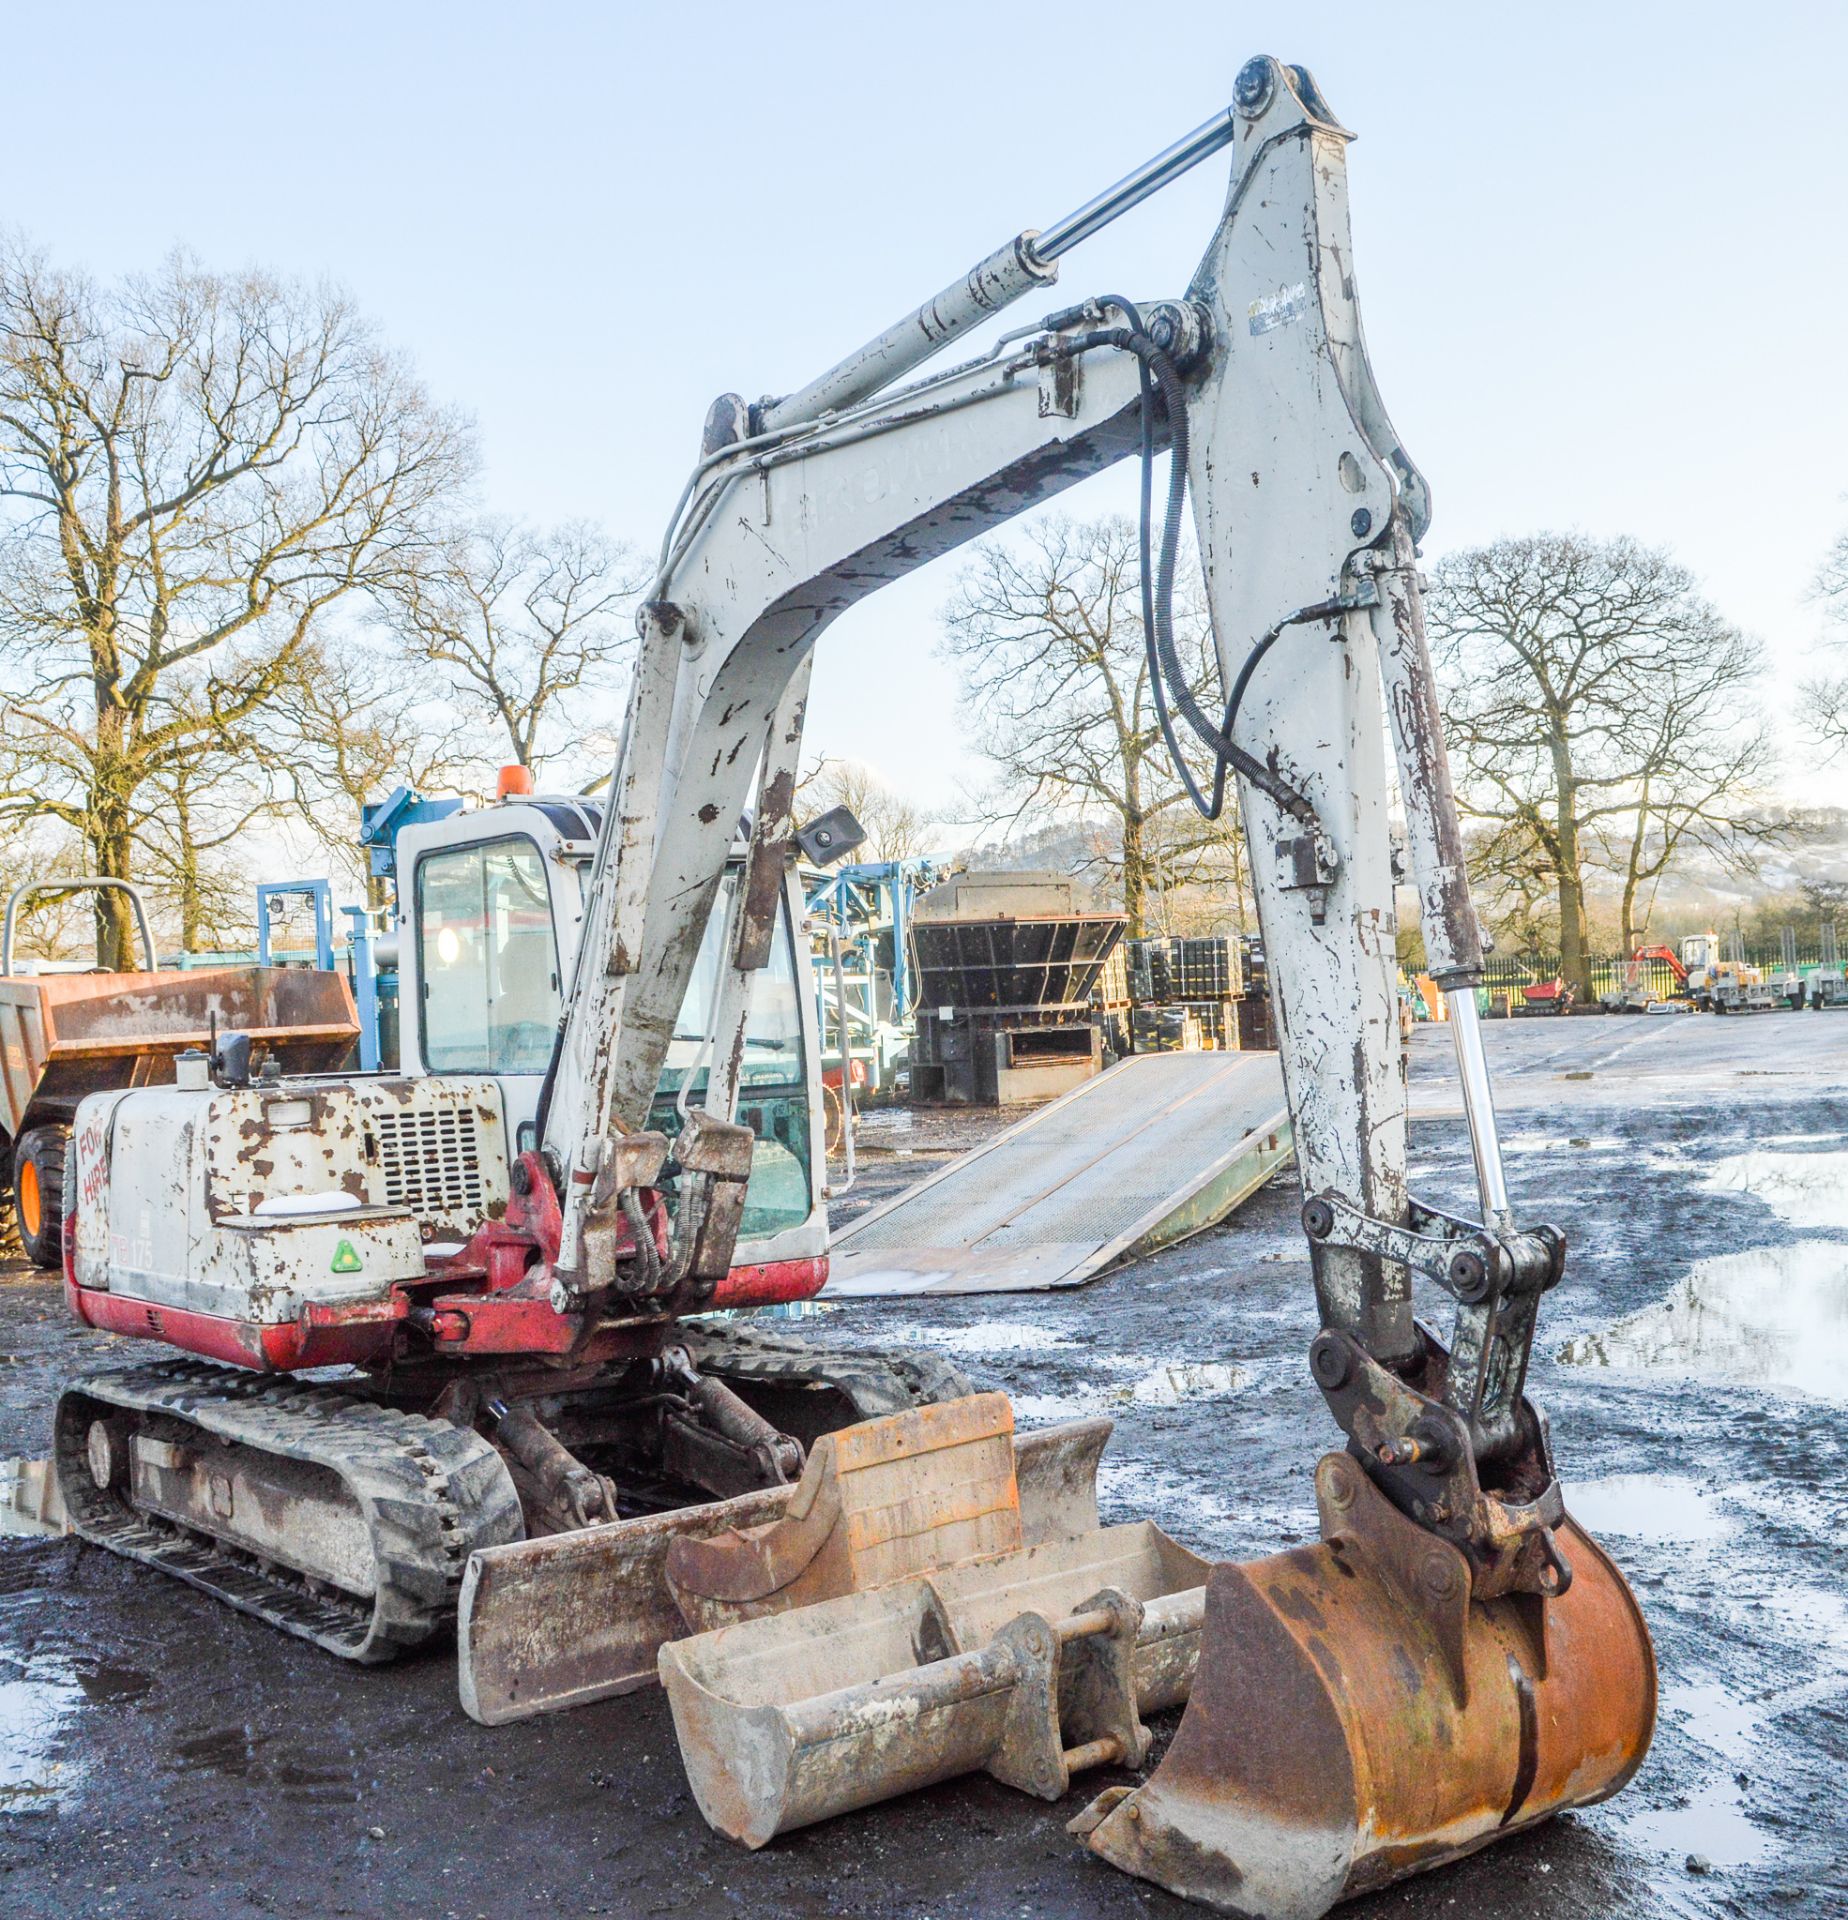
<box><xmin>1074</xmin><ymin>1452</ymin><xmax>1655</xmax><ymax>1919</ymax></box>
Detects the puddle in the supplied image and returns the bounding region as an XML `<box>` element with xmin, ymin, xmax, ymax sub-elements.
<box><xmin>688</xmin><ymin>1301</ymin><xmax>839</xmax><ymax>1326</ymax></box>
<box><xmin>172</xmin><ymin>1724</ymin><xmax>267</xmax><ymax>1776</ymax></box>
<box><xmin>1622</xmin><ymin>1796</ymin><xmax>1773</xmax><ymax>1871</ymax></box>
<box><xmin>748</xmin><ymin>1300</ymin><xmax>838</xmax><ymax>1323</ymax></box>
<box><xmin>1567</xmin><ymin>1474</ymin><xmax>1731</xmax><ymax>1543</ymax></box>
<box><xmin>855</xmin><ymin>1318</ymin><xmax>1077</xmax><ymax>1355</ymax></box>
<box><xmin>0</xmin><ymin>1652</ymin><xmax>81</xmax><ymax>1816</ymax></box>
<box><xmin>0</xmin><ymin>1508</ymin><xmax>61</xmax><ymax>1542</ymax></box>
<box><xmin>74</xmin><ymin>1659</ymin><xmax>152</xmax><ymax>1706</ymax></box>
<box><xmin>1597</xmin><ymin>1580</ymin><xmax>1848</xmax><ymax>1881</ymax></box>
<box><xmin>935</xmin><ymin>1320</ymin><xmax>1076</xmax><ymax>1356</ymax></box>
<box><xmin>1608</xmin><ymin>1678</ymin><xmax>1774</xmax><ymax>1873</ymax></box>
<box><xmin>1559</xmin><ymin>1240</ymin><xmax>1848</xmax><ymax>1400</ymax></box>
<box><xmin>1125</xmin><ymin>1361</ymin><xmax>1245</xmax><ymax>1406</ymax></box>
<box><xmin>168</xmin><ymin>1721</ymin><xmax>360</xmax><ymax>1801</ymax></box>
<box><xmin>1700</xmin><ymin>1149</ymin><xmax>1848</xmax><ymax>1230</ymax></box>
<box><xmin>1013</xmin><ymin>1359</ymin><xmax>1245</xmax><ymax>1422</ymax></box>
<box><xmin>1500</xmin><ymin>1132</ymin><xmax>1627</xmax><ymax>1156</ymax></box>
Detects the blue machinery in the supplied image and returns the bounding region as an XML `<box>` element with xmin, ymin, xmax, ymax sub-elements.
<box><xmin>251</xmin><ymin>790</ymin><xmax>466</xmax><ymax>1072</ymax></box>
<box><xmin>256</xmin><ymin>881</ymin><xmax>335</xmax><ymax>971</ymax></box>
<box><xmin>803</xmin><ymin>859</ymin><xmax>947</xmax><ymax>1091</ymax></box>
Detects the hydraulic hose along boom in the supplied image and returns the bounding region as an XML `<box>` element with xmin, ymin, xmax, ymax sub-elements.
<box><xmin>532</xmin><ymin>55</ymin><xmax>1653</xmax><ymax>1917</ymax></box>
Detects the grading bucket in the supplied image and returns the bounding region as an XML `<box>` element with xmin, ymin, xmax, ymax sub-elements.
<box><xmin>1074</xmin><ymin>1451</ymin><xmax>1656</xmax><ymax>1919</ymax></box>
<box><xmin>661</xmin><ymin>1520</ymin><xmax>1209</xmax><ymax>1846</ymax></box>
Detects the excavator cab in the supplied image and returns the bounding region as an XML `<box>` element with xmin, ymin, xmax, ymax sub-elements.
<box><xmin>394</xmin><ymin>795</ymin><xmax>829</xmax><ymax>1288</ymax></box>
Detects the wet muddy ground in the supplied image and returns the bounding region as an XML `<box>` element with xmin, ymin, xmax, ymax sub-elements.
<box><xmin>3</xmin><ymin>1011</ymin><xmax>1847</xmax><ymax>1917</ymax></box>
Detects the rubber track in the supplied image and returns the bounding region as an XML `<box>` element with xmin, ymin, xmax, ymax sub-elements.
<box><xmin>683</xmin><ymin>1321</ymin><xmax>974</xmax><ymax>1418</ymax></box>
<box><xmin>55</xmin><ymin>1360</ymin><xmax>523</xmax><ymax>1664</ymax></box>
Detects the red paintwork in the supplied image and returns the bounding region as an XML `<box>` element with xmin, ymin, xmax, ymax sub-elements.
<box><xmin>419</xmin><ymin>1254</ymin><xmax>829</xmax><ymax>1358</ymax></box>
<box><xmin>710</xmin><ymin>1255</ymin><xmax>829</xmax><ymax>1309</ymax></box>
<box><xmin>64</xmin><ymin>1253</ymin><xmax>828</xmax><ymax>1375</ymax></box>
<box><xmin>64</xmin><ymin>1148</ymin><xmax>826</xmax><ymax>1375</ymax></box>
<box><xmin>64</xmin><ymin>1137</ymin><xmax>826</xmax><ymax>1374</ymax></box>
<box><xmin>1630</xmin><ymin>943</ymin><xmax>1689</xmax><ymax>983</ymax></box>
<box><xmin>65</xmin><ymin>1281</ymin><xmax>406</xmax><ymax>1371</ymax></box>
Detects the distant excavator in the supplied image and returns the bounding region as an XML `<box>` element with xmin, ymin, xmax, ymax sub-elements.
<box><xmin>50</xmin><ymin>54</ymin><xmax>1653</xmax><ymax>1917</ymax></box>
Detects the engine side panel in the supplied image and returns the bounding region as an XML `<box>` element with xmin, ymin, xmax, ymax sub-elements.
<box><xmin>72</xmin><ymin>1076</ymin><xmax>510</xmax><ymax>1328</ymax></box>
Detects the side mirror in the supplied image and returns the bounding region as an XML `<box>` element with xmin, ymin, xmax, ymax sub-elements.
<box><xmin>796</xmin><ymin>806</ymin><xmax>867</xmax><ymax>868</ymax></box>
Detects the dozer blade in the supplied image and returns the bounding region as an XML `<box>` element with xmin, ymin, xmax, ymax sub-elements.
<box><xmin>1073</xmin><ymin>1452</ymin><xmax>1657</xmax><ymax>1920</ymax></box>
<box><xmin>457</xmin><ymin>1398</ymin><xmax>1109</xmax><ymax>1724</ymax></box>
<box><xmin>660</xmin><ymin>1519</ymin><xmax>1209</xmax><ymax>1847</ymax></box>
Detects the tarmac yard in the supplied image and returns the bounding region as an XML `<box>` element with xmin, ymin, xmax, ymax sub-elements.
<box><xmin>3</xmin><ymin>1012</ymin><xmax>1846</xmax><ymax>1919</ymax></box>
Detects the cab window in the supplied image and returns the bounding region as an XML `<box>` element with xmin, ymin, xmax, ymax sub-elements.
<box><xmin>416</xmin><ymin>838</ymin><xmax>560</xmax><ymax>1074</ymax></box>
<box><xmin>651</xmin><ymin>875</ymin><xmax>812</xmax><ymax>1240</ymax></box>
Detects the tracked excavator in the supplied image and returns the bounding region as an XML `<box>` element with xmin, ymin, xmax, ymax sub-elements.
<box><xmin>52</xmin><ymin>778</ymin><xmax>981</xmax><ymax>1664</ymax></box>
<box><xmin>51</xmin><ymin>55</ymin><xmax>1654</xmax><ymax>1916</ymax></box>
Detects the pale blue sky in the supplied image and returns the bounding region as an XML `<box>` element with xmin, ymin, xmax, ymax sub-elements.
<box><xmin>6</xmin><ymin>2</ymin><xmax>1846</xmax><ymax>814</ymax></box>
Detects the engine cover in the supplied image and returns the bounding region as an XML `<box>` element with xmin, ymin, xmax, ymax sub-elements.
<box><xmin>72</xmin><ymin>1075</ymin><xmax>510</xmax><ymax>1326</ymax></box>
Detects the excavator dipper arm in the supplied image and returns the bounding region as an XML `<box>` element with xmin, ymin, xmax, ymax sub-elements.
<box><xmin>537</xmin><ymin>57</ymin><xmax>1653</xmax><ymax>1915</ymax></box>
<box><xmin>543</xmin><ymin>54</ymin><xmax>1550</xmax><ymax>1578</ymax></box>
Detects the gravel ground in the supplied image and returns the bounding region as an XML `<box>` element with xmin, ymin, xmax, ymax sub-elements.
<box><xmin>2</xmin><ymin>1011</ymin><xmax>1845</xmax><ymax>1918</ymax></box>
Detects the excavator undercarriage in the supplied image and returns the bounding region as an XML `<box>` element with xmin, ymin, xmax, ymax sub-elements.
<box><xmin>57</xmin><ymin>1325</ymin><xmax>972</xmax><ymax>1662</ymax></box>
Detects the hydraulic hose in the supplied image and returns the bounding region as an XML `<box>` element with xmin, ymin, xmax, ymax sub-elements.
<box><xmin>1081</xmin><ymin>304</ymin><xmax>1324</xmax><ymax>828</ymax></box>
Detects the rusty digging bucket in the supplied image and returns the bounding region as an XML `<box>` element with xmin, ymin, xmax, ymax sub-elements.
<box><xmin>1072</xmin><ymin>1451</ymin><xmax>1657</xmax><ymax>1919</ymax></box>
<box><xmin>660</xmin><ymin>1518</ymin><xmax>1209</xmax><ymax>1847</ymax></box>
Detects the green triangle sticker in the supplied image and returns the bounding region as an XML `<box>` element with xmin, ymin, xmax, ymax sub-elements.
<box><xmin>331</xmin><ymin>1239</ymin><xmax>363</xmax><ymax>1275</ymax></box>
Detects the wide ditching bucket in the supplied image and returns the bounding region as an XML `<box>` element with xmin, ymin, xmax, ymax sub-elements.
<box><xmin>1073</xmin><ymin>1451</ymin><xmax>1657</xmax><ymax>1919</ymax></box>
<box><xmin>458</xmin><ymin>1393</ymin><xmax>1111</xmax><ymax>1725</ymax></box>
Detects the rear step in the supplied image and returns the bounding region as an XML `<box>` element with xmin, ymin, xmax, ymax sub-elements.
<box><xmin>55</xmin><ymin>1360</ymin><xmax>523</xmax><ymax>1662</ymax></box>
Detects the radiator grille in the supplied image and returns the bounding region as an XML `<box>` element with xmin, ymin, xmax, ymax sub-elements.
<box><xmin>371</xmin><ymin>1103</ymin><xmax>486</xmax><ymax>1217</ymax></box>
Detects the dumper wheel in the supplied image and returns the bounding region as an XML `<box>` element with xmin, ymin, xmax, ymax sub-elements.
<box><xmin>14</xmin><ymin>1127</ymin><xmax>67</xmax><ymax>1269</ymax></box>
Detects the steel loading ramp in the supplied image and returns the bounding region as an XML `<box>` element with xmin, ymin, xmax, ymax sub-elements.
<box><xmin>827</xmin><ymin>1051</ymin><xmax>1292</xmax><ymax>1297</ymax></box>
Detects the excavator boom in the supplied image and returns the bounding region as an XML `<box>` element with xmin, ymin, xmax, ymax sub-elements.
<box><xmin>536</xmin><ymin>55</ymin><xmax>1655</xmax><ymax>1916</ymax></box>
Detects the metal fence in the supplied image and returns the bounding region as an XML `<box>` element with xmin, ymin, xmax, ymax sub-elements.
<box><xmin>1480</xmin><ymin>945</ymin><xmax>1828</xmax><ymax>1004</ymax></box>
<box><xmin>1479</xmin><ymin>952</ymin><xmax>1683</xmax><ymax>1002</ymax></box>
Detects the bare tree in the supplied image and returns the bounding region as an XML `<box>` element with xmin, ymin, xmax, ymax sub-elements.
<box><xmin>134</xmin><ymin>749</ymin><xmax>267</xmax><ymax>951</ymax></box>
<box><xmin>264</xmin><ymin>636</ymin><xmax>473</xmax><ymax>900</ymax></box>
<box><xmin>386</xmin><ymin>518</ymin><xmax>643</xmax><ymax>783</ymax></box>
<box><xmin>799</xmin><ymin>757</ymin><xmax>932</xmax><ymax>864</ymax></box>
<box><xmin>1818</xmin><ymin>527</ymin><xmax>1848</xmax><ymax>612</ymax></box>
<box><xmin>0</xmin><ymin>824</ymin><xmax>102</xmax><ymax>963</ymax></box>
<box><xmin>1429</xmin><ymin>534</ymin><xmax>1783</xmax><ymax>993</ymax></box>
<box><xmin>1803</xmin><ymin>525</ymin><xmax>1848</xmax><ymax>755</ymax></box>
<box><xmin>0</xmin><ymin>239</ymin><xmax>472</xmax><ymax>964</ymax></box>
<box><xmin>939</xmin><ymin>515</ymin><xmax>1244</xmax><ymax>937</ymax></box>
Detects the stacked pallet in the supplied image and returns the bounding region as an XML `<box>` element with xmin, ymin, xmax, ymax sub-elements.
<box><xmin>1089</xmin><ymin>947</ymin><xmax>1133</xmax><ymax>1058</ymax></box>
<box><xmin>1124</xmin><ymin>936</ymin><xmax>1258</xmax><ymax>1053</ymax></box>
